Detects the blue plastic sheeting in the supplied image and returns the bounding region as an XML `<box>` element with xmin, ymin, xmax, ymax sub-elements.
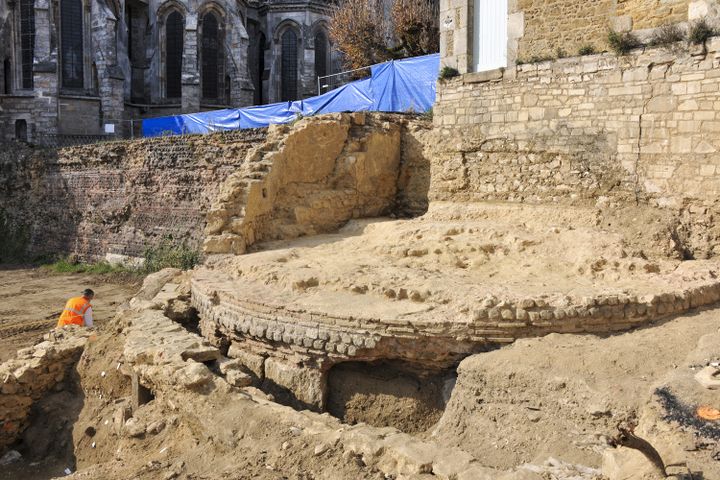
<box><xmin>142</xmin><ymin>53</ymin><xmax>439</xmax><ymax>137</ymax></box>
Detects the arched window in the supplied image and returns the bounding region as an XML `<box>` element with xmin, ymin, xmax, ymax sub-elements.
<box><xmin>165</xmin><ymin>10</ymin><xmax>184</xmax><ymax>99</ymax></box>
<box><xmin>314</xmin><ymin>31</ymin><xmax>328</xmax><ymax>81</ymax></box>
<box><xmin>248</xmin><ymin>23</ymin><xmax>266</xmax><ymax>105</ymax></box>
<box><xmin>61</xmin><ymin>0</ymin><xmax>84</xmax><ymax>89</ymax></box>
<box><xmin>200</xmin><ymin>11</ymin><xmax>224</xmax><ymax>101</ymax></box>
<box><xmin>280</xmin><ymin>29</ymin><xmax>298</xmax><ymax>102</ymax></box>
<box><xmin>19</xmin><ymin>0</ymin><xmax>35</xmax><ymax>89</ymax></box>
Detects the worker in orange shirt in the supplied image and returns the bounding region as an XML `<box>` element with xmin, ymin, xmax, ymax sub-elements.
<box><xmin>57</xmin><ymin>289</ymin><xmax>95</xmax><ymax>328</ymax></box>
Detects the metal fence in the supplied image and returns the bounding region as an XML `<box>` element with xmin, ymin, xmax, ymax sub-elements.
<box><xmin>33</xmin><ymin>134</ymin><xmax>119</xmax><ymax>148</ymax></box>
<box><xmin>317</xmin><ymin>65</ymin><xmax>372</xmax><ymax>95</ymax></box>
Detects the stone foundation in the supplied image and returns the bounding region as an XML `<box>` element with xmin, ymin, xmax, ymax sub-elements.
<box><xmin>0</xmin><ymin>327</ymin><xmax>91</xmax><ymax>452</ymax></box>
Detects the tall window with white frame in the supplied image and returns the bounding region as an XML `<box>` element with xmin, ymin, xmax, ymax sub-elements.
<box><xmin>200</xmin><ymin>11</ymin><xmax>224</xmax><ymax>102</ymax></box>
<box><xmin>280</xmin><ymin>29</ymin><xmax>298</xmax><ymax>101</ymax></box>
<box><xmin>60</xmin><ymin>0</ymin><xmax>84</xmax><ymax>89</ymax></box>
<box><xmin>165</xmin><ymin>10</ymin><xmax>184</xmax><ymax>99</ymax></box>
<box><xmin>19</xmin><ymin>0</ymin><xmax>35</xmax><ymax>89</ymax></box>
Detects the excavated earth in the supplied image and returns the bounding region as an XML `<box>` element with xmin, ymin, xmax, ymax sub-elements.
<box><xmin>1</xmin><ymin>268</ymin><xmax>719</xmax><ymax>480</ymax></box>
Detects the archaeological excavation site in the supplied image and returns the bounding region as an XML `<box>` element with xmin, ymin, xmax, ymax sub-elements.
<box><xmin>3</xmin><ymin>1</ymin><xmax>720</xmax><ymax>479</ymax></box>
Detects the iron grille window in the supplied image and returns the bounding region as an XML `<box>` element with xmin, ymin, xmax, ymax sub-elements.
<box><xmin>314</xmin><ymin>31</ymin><xmax>327</xmax><ymax>80</ymax></box>
<box><xmin>281</xmin><ymin>29</ymin><xmax>298</xmax><ymax>101</ymax></box>
<box><xmin>165</xmin><ymin>11</ymin><xmax>183</xmax><ymax>99</ymax></box>
<box><xmin>61</xmin><ymin>0</ymin><xmax>84</xmax><ymax>89</ymax></box>
<box><xmin>201</xmin><ymin>12</ymin><xmax>222</xmax><ymax>101</ymax></box>
<box><xmin>20</xmin><ymin>0</ymin><xmax>35</xmax><ymax>89</ymax></box>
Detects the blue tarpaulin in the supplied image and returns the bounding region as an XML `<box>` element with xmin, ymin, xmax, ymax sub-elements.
<box><xmin>142</xmin><ymin>53</ymin><xmax>440</xmax><ymax>137</ymax></box>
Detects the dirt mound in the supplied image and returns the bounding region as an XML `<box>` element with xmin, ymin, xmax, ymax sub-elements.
<box><xmin>433</xmin><ymin>307</ymin><xmax>720</xmax><ymax>476</ymax></box>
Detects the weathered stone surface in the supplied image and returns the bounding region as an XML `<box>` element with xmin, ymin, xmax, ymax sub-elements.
<box><xmin>0</xmin><ymin>327</ymin><xmax>90</xmax><ymax>452</ymax></box>
<box><xmin>263</xmin><ymin>358</ymin><xmax>325</xmax><ymax>409</ymax></box>
<box><xmin>203</xmin><ymin>114</ymin><xmax>402</xmax><ymax>254</ymax></box>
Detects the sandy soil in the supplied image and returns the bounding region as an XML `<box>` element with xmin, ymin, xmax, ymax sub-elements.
<box><xmin>0</xmin><ymin>267</ymin><xmax>138</xmax><ymax>362</ymax></box>
<box><xmin>434</xmin><ymin>307</ymin><xmax>720</xmax><ymax>476</ymax></box>
<box><xmin>204</xmin><ymin>202</ymin><xmax>719</xmax><ymax>324</ymax></box>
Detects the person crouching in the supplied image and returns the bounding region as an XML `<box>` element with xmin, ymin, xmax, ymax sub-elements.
<box><xmin>57</xmin><ymin>289</ymin><xmax>95</xmax><ymax>328</ymax></box>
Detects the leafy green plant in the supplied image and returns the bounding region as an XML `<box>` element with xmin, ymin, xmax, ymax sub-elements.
<box><xmin>649</xmin><ymin>23</ymin><xmax>685</xmax><ymax>47</ymax></box>
<box><xmin>43</xmin><ymin>257</ymin><xmax>132</xmax><ymax>275</ymax></box>
<box><xmin>689</xmin><ymin>18</ymin><xmax>716</xmax><ymax>44</ymax></box>
<box><xmin>578</xmin><ymin>44</ymin><xmax>597</xmax><ymax>56</ymax></box>
<box><xmin>608</xmin><ymin>30</ymin><xmax>642</xmax><ymax>55</ymax></box>
<box><xmin>142</xmin><ymin>238</ymin><xmax>201</xmax><ymax>273</ymax></box>
<box><xmin>438</xmin><ymin>66</ymin><xmax>460</xmax><ymax>80</ymax></box>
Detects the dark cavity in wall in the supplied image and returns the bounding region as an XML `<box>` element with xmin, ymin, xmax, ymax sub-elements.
<box><xmin>326</xmin><ymin>360</ymin><xmax>457</xmax><ymax>435</ymax></box>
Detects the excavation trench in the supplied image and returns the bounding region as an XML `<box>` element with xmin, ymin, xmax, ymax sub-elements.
<box><xmin>183</xmin><ymin>299</ymin><xmax>460</xmax><ymax>435</ymax></box>
<box><xmin>0</xmin><ymin>351</ymin><xmax>85</xmax><ymax>480</ymax></box>
<box><xmin>325</xmin><ymin>360</ymin><xmax>457</xmax><ymax>435</ymax></box>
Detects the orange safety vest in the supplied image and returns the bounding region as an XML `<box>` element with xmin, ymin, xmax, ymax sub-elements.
<box><xmin>57</xmin><ymin>296</ymin><xmax>91</xmax><ymax>328</ymax></box>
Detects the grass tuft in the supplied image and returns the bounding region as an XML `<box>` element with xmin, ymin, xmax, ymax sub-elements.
<box><xmin>578</xmin><ymin>44</ymin><xmax>597</xmax><ymax>56</ymax></box>
<box><xmin>689</xmin><ymin>18</ymin><xmax>716</xmax><ymax>45</ymax></box>
<box><xmin>438</xmin><ymin>66</ymin><xmax>460</xmax><ymax>80</ymax></box>
<box><xmin>649</xmin><ymin>23</ymin><xmax>685</xmax><ymax>47</ymax></box>
<box><xmin>608</xmin><ymin>30</ymin><xmax>642</xmax><ymax>55</ymax></box>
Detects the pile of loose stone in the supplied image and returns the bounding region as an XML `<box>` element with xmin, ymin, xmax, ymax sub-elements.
<box><xmin>0</xmin><ymin>326</ymin><xmax>91</xmax><ymax>452</ymax></box>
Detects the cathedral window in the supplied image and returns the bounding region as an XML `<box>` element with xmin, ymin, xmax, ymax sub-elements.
<box><xmin>19</xmin><ymin>0</ymin><xmax>35</xmax><ymax>89</ymax></box>
<box><xmin>200</xmin><ymin>11</ymin><xmax>224</xmax><ymax>101</ymax></box>
<box><xmin>314</xmin><ymin>31</ymin><xmax>328</xmax><ymax>81</ymax></box>
<box><xmin>281</xmin><ymin>29</ymin><xmax>298</xmax><ymax>101</ymax></box>
<box><xmin>60</xmin><ymin>0</ymin><xmax>84</xmax><ymax>89</ymax></box>
<box><xmin>165</xmin><ymin>10</ymin><xmax>184</xmax><ymax>99</ymax></box>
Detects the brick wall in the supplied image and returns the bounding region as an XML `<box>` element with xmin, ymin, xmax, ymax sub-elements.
<box><xmin>0</xmin><ymin>130</ymin><xmax>267</xmax><ymax>261</ymax></box>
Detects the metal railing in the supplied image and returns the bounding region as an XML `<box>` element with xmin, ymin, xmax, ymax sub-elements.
<box><xmin>317</xmin><ymin>65</ymin><xmax>373</xmax><ymax>95</ymax></box>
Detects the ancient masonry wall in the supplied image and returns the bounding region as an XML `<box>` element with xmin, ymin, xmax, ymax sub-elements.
<box><xmin>0</xmin><ymin>114</ymin><xmax>429</xmax><ymax>262</ymax></box>
<box><xmin>0</xmin><ymin>130</ymin><xmax>267</xmax><ymax>261</ymax></box>
<box><xmin>204</xmin><ymin>113</ymin><xmax>405</xmax><ymax>255</ymax></box>
<box><xmin>433</xmin><ymin>40</ymin><xmax>720</xmax><ymax>209</ymax></box>
<box><xmin>0</xmin><ymin>328</ymin><xmax>90</xmax><ymax>452</ymax></box>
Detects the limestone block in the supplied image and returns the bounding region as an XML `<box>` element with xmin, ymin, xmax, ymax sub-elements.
<box><xmin>134</xmin><ymin>268</ymin><xmax>182</xmax><ymax>302</ymax></box>
<box><xmin>226</xmin><ymin>370</ymin><xmax>253</xmax><ymax>388</ymax></box>
<box><xmin>227</xmin><ymin>343</ymin><xmax>266</xmax><ymax>381</ymax></box>
<box><xmin>610</xmin><ymin>15</ymin><xmax>633</xmax><ymax>33</ymax></box>
<box><xmin>173</xmin><ymin>361</ymin><xmax>213</xmax><ymax>390</ymax></box>
<box><xmin>689</xmin><ymin>1</ymin><xmax>713</xmax><ymax>20</ymax></box>
<box><xmin>263</xmin><ymin>357</ymin><xmax>324</xmax><ymax>408</ymax></box>
<box><xmin>377</xmin><ymin>434</ymin><xmax>435</xmax><ymax>475</ymax></box>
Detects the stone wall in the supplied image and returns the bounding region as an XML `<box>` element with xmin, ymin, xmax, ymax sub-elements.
<box><xmin>204</xmin><ymin>113</ymin><xmax>411</xmax><ymax>255</ymax></box>
<box><xmin>0</xmin><ymin>113</ymin><xmax>428</xmax><ymax>263</ymax></box>
<box><xmin>0</xmin><ymin>130</ymin><xmax>267</xmax><ymax>262</ymax></box>
<box><xmin>434</xmin><ymin>40</ymin><xmax>720</xmax><ymax>223</ymax></box>
<box><xmin>0</xmin><ymin>328</ymin><xmax>90</xmax><ymax>452</ymax></box>
<box><xmin>618</xmin><ymin>0</ymin><xmax>689</xmax><ymax>30</ymax></box>
<box><xmin>440</xmin><ymin>0</ymin><xmax>717</xmax><ymax>73</ymax></box>
<box><xmin>516</xmin><ymin>0</ymin><xmax>614</xmax><ymax>60</ymax></box>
